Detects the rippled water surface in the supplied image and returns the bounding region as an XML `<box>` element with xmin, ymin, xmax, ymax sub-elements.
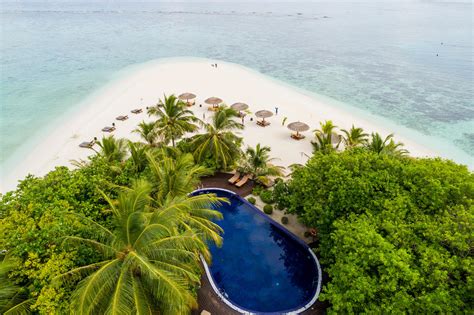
<box><xmin>1</xmin><ymin>1</ymin><xmax>473</xmax><ymax>169</ymax></box>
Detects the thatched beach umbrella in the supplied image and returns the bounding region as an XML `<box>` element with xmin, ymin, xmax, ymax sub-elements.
<box><xmin>255</xmin><ymin>109</ymin><xmax>274</xmax><ymax>126</ymax></box>
<box><xmin>205</xmin><ymin>97</ymin><xmax>223</xmax><ymax>108</ymax></box>
<box><xmin>231</xmin><ymin>102</ymin><xmax>249</xmax><ymax>111</ymax></box>
<box><xmin>287</xmin><ymin>121</ymin><xmax>310</xmax><ymax>139</ymax></box>
<box><xmin>179</xmin><ymin>92</ymin><xmax>196</xmax><ymax>101</ymax></box>
<box><xmin>255</xmin><ymin>110</ymin><xmax>273</xmax><ymax>119</ymax></box>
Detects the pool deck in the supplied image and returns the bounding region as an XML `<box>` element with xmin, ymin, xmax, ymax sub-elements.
<box><xmin>195</xmin><ymin>173</ymin><xmax>328</xmax><ymax>315</ymax></box>
<box><xmin>200</xmin><ymin>172</ymin><xmax>255</xmax><ymax>197</ymax></box>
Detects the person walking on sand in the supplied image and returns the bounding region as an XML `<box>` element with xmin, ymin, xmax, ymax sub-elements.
<box><xmin>275</xmin><ymin>106</ymin><xmax>279</xmax><ymax>115</ymax></box>
<box><xmin>203</xmin><ymin>113</ymin><xmax>206</xmax><ymax>120</ymax></box>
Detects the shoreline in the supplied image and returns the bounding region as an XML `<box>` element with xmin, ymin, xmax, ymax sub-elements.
<box><xmin>1</xmin><ymin>58</ymin><xmax>470</xmax><ymax>193</ymax></box>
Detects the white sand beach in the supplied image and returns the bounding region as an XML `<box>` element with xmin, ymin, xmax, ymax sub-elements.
<box><xmin>1</xmin><ymin>59</ymin><xmax>442</xmax><ymax>193</ymax></box>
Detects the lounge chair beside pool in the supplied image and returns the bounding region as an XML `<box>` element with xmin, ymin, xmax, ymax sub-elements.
<box><xmin>235</xmin><ymin>174</ymin><xmax>251</xmax><ymax>188</ymax></box>
<box><xmin>116</xmin><ymin>115</ymin><xmax>128</xmax><ymax>121</ymax></box>
<box><xmin>228</xmin><ymin>172</ymin><xmax>241</xmax><ymax>184</ymax></box>
<box><xmin>131</xmin><ymin>108</ymin><xmax>143</xmax><ymax>114</ymax></box>
<box><xmin>102</xmin><ymin>126</ymin><xmax>116</xmax><ymax>132</ymax></box>
<box><xmin>79</xmin><ymin>140</ymin><xmax>95</xmax><ymax>148</ymax></box>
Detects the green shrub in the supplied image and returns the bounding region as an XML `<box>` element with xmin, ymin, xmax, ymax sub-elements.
<box><xmin>260</xmin><ymin>190</ymin><xmax>274</xmax><ymax>204</ymax></box>
<box><xmin>272</xmin><ymin>179</ymin><xmax>290</xmax><ymax>209</ymax></box>
<box><xmin>283</xmin><ymin>149</ymin><xmax>474</xmax><ymax>313</ymax></box>
<box><xmin>263</xmin><ymin>204</ymin><xmax>273</xmax><ymax>214</ymax></box>
<box><xmin>281</xmin><ymin>216</ymin><xmax>289</xmax><ymax>225</ymax></box>
<box><xmin>247</xmin><ymin>197</ymin><xmax>256</xmax><ymax>205</ymax></box>
<box><xmin>252</xmin><ymin>185</ymin><xmax>264</xmax><ymax>196</ymax></box>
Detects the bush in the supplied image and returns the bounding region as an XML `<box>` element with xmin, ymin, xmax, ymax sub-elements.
<box><xmin>252</xmin><ymin>185</ymin><xmax>264</xmax><ymax>196</ymax></box>
<box><xmin>281</xmin><ymin>216</ymin><xmax>289</xmax><ymax>225</ymax></box>
<box><xmin>263</xmin><ymin>204</ymin><xmax>273</xmax><ymax>214</ymax></box>
<box><xmin>272</xmin><ymin>179</ymin><xmax>290</xmax><ymax>209</ymax></box>
<box><xmin>260</xmin><ymin>190</ymin><xmax>274</xmax><ymax>204</ymax></box>
<box><xmin>283</xmin><ymin>149</ymin><xmax>474</xmax><ymax>313</ymax></box>
<box><xmin>247</xmin><ymin>197</ymin><xmax>256</xmax><ymax>205</ymax></box>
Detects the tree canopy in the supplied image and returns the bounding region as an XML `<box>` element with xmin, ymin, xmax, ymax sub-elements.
<box><xmin>274</xmin><ymin>149</ymin><xmax>473</xmax><ymax>313</ymax></box>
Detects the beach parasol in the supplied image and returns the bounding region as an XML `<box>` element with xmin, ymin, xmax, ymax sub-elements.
<box><xmin>255</xmin><ymin>110</ymin><xmax>273</xmax><ymax>119</ymax></box>
<box><xmin>205</xmin><ymin>97</ymin><xmax>223</xmax><ymax>108</ymax></box>
<box><xmin>231</xmin><ymin>102</ymin><xmax>249</xmax><ymax>111</ymax></box>
<box><xmin>179</xmin><ymin>92</ymin><xmax>196</xmax><ymax>101</ymax></box>
<box><xmin>287</xmin><ymin>121</ymin><xmax>310</xmax><ymax>139</ymax></box>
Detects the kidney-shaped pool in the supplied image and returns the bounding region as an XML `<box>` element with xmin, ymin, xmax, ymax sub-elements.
<box><xmin>192</xmin><ymin>188</ymin><xmax>321</xmax><ymax>314</ymax></box>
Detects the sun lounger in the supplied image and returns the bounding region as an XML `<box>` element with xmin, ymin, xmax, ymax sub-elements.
<box><xmin>116</xmin><ymin>115</ymin><xmax>129</xmax><ymax>121</ymax></box>
<box><xmin>131</xmin><ymin>108</ymin><xmax>143</xmax><ymax>114</ymax></box>
<box><xmin>186</xmin><ymin>100</ymin><xmax>195</xmax><ymax>106</ymax></box>
<box><xmin>257</xmin><ymin>120</ymin><xmax>270</xmax><ymax>127</ymax></box>
<box><xmin>235</xmin><ymin>174</ymin><xmax>250</xmax><ymax>188</ymax></box>
<box><xmin>102</xmin><ymin>126</ymin><xmax>116</xmax><ymax>132</ymax></box>
<box><xmin>291</xmin><ymin>133</ymin><xmax>305</xmax><ymax>140</ymax></box>
<box><xmin>228</xmin><ymin>172</ymin><xmax>241</xmax><ymax>184</ymax></box>
<box><xmin>79</xmin><ymin>140</ymin><xmax>95</xmax><ymax>148</ymax></box>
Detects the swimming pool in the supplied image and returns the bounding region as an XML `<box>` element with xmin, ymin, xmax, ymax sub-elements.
<box><xmin>192</xmin><ymin>188</ymin><xmax>321</xmax><ymax>314</ymax></box>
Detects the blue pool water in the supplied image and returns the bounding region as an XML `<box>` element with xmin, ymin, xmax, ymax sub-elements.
<box><xmin>192</xmin><ymin>188</ymin><xmax>321</xmax><ymax>314</ymax></box>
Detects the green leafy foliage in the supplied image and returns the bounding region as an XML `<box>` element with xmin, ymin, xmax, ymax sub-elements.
<box><xmin>281</xmin><ymin>216</ymin><xmax>289</xmax><ymax>225</ymax></box>
<box><xmin>279</xmin><ymin>149</ymin><xmax>473</xmax><ymax>313</ymax></box>
<box><xmin>247</xmin><ymin>197</ymin><xmax>256</xmax><ymax>205</ymax></box>
<box><xmin>263</xmin><ymin>204</ymin><xmax>273</xmax><ymax>214</ymax></box>
<box><xmin>0</xmin><ymin>158</ymin><xmax>123</xmax><ymax>313</ymax></box>
<box><xmin>259</xmin><ymin>190</ymin><xmax>274</xmax><ymax>204</ymax></box>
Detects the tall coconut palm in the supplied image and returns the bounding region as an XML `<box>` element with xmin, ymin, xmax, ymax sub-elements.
<box><xmin>311</xmin><ymin>120</ymin><xmax>341</xmax><ymax>153</ymax></box>
<box><xmin>366</xmin><ymin>132</ymin><xmax>409</xmax><ymax>156</ymax></box>
<box><xmin>60</xmin><ymin>180</ymin><xmax>224</xmax><ymax>315</ymax></box>
<box><xmin>133</xmin><ymin>121</ymin><xmax>160</xmax><ymax>147</ymax></box>
<box><xmin>240</xmin><ymin>144</ymin><xmax>285</xmax><ymax>186</ymax></box>
<box><xmin>96</xmin><ymin>136</ymin><xmax>127</xmax><ymax>163</ymax></box>
<box><xmin>341</xmin><ymin>125</ymin><xmax>368</xmax><ymax>149</ymax></box>
<box><xmin>148</xmin><ymin>95</ymin><xmax>199</xmax><ymax>147</ymax></box>
<box><xmin>147</xmin><ymin>150</ymin><xmax>211</xmax><ymax>204</ymax></box>
<box><xmin>192</xmin><ymin>107</ymin><xmax>243</xmax><ymax>170</ymax></box>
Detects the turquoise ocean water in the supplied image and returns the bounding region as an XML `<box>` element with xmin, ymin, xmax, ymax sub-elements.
<box><xmin>1</xmin><ymin>1</ymin><xmax>473</xmax><ymax>173</ymax></box>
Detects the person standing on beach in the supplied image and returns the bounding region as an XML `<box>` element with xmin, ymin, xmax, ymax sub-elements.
<box><xmin>275</xmin><ymin>106</ymin><xmax>279</xmax><ymax>115</ymax></box>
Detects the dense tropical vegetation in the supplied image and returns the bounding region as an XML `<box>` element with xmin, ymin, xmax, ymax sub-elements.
<box><xmin>1</xmin><ymin>94</ymin><xmax>472</xmax><ymax>314</ymax></box>
<box><xmin>273</xmin><ymin>150</ymin><xmax>473</xmax><ymax>313</ymax></box>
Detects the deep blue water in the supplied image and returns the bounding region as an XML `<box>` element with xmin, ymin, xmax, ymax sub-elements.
<box><xmin>1</xmin><ymin>1</ymin><xmax>473</xmax><ymax>174</ymax></box>
<box><xmin>195</xmin><ymin>189</ymin><xmax>320</xmax><ymax>313</ymax></box>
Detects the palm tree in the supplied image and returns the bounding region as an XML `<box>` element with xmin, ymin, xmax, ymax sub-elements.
<box><xmin>311</xmin><ymin>120</ymin><xmax>341</xmax><ymax>153</ymax></box>
<box><xmin>366</xmin><ymin>132</ymin><xmax>409</xmax><ymax>156</ymax></box>
<box><xmin>60</xmin><ymin>180</ymin><xmax>224</xmax><ymax>315</ymax></box>
<box><xmin>128</xmin><ymin>141</ymin><xmax>148</xmax><ymax>173</ymax></box>
<box><xmin>341</xmin><ymin>125</ymin><xmax>368</xmax><ymax>149</ymax></box>
<box><xmin>133</xmin><ymin>121</ymin><xmax>160</xmax><ymax>147</ymax></box>
<box><xmin>147</xmin><ymin>150</ymin><xmax>211</xmax><ymax>204</ymax></box>
<box><xmin>0</xmin><ymin>258</ymin><xmax>34</xmax><ymax>314</ymax></box>
<box><xmin>192</xmin><ymin>107</ymin><xmax>243</xmax><ymax>170</ymax></box>
<box><xmin>96</xmin><ymin>136</ymin><xmax>127</xmax><ymax>163</ymax></box>
<box><xmin>148</xmin><ymin>95</ymin><xmax>199</xmax><ymax>147</ymax></box>
<box><xmin>240</xmin><ymin>144</ymin><xmax>284</xmax><ymax>186</ymax></box>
